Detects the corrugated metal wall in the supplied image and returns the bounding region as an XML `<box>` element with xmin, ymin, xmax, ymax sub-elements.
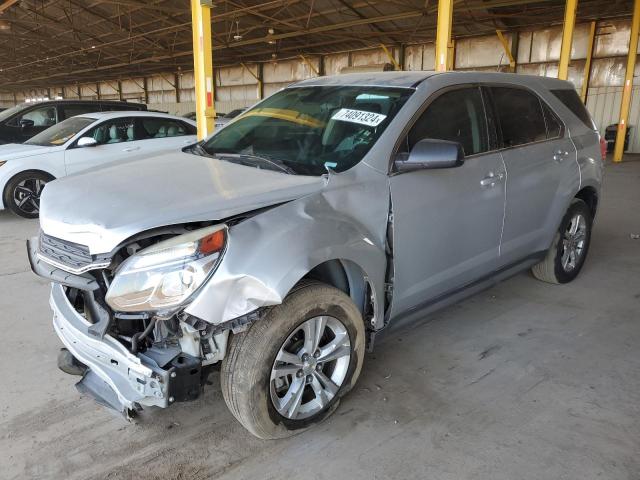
<box><xmin>2</xmin><ymin>19</ymin><xmax>639</xmax><ymax>150</ymax></box>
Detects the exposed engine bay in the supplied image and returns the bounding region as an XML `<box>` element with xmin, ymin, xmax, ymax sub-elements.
<box><xmin>29</xmin><ymin>210</ymin><xmax>268</xmax><ymax>417</ymax></box>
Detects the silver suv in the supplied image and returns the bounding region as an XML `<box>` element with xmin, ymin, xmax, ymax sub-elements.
<box><xmin>28</xmin><ymin>72</ymin><xmax>603</xmax><ymax>439</ymax></box>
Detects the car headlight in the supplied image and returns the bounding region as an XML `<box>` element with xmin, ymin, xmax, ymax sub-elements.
<box><xmin>105</xmin><ymin>225</ymin><xmax>226</xmax><ymax>314</ymax></box>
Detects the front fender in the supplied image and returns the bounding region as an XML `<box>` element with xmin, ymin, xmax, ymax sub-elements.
<box><xmin>184</xmin><ymin>190</ymin><xmax>387</xmax><ymax>327</ymax></box>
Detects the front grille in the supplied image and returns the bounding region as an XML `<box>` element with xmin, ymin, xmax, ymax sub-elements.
<box><xmin>39</xmin><ymin>233</ymin><xmax>109</xmax><ymax>273</ymax></box>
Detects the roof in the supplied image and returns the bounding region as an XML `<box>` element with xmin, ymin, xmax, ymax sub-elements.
<box><xmin>291</xmin><ymin>70</ymin><xmax>575</xmax><ymax>89</ymax></box>
<box><xmin>77</xmin><ymin>111</ymin><xmax>194</xmax><ymax>123</ymax></box>
<box><xmin>14</xmin><ymin>99</ymin><xmax>143</xmax><ymax>107</ymax></box>
<box><xmin>294</xmin><ymin>71</ymin><xmax>440</xmax><ymax>88</ymax></box>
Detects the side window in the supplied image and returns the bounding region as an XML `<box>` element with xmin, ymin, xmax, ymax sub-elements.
<box><xmin>550</xmin><ymin>89</ymin><xmax>596</xmax><ymax>130</ymax></box>
<box><xmin>407</xmin><ymin>87</ymin><xmax>489</xmax><ymax>156</ymax></box>
<box><xmin>83</xmin><ymin>117</ymin><xmax>136</xmax><ymax>145</ymax></box>
<box><xmin>181</xmin><ymin>121</ymin><xmax>197</xmax><ymax>135</ymax></box>
<box><xmin>61</xmin><ymin>104</ymin><xmax>100</xmax><ymax>120</ymax></box>
<box><xmin>13</xmin><ymin>105</ymin><xmax>57</xmax><ymax>127</ymax></box>
<box><xmin>541</xmin><ymin>102</ymin><xmax>562</xmax><ymax>139</ymax></box>
<box><xmin>491</xmin><ymin>87</ymin><xmax>547</xmax><ymax>147</ymax></box>
<box><xmin>139</xmin><ymin>117</ymin><xmax>189</xmax><ymax>139</ymax></box>
<box><xmin>101</xmin><ymin>103</ymin><xmax>143</xmax><ymax>112</ymax></box>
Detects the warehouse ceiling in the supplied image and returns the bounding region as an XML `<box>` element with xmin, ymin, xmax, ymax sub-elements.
<box><xmin>0</xmin><ymin>0</ymin><xmax>633</xmax><ymax>89</ymax></box>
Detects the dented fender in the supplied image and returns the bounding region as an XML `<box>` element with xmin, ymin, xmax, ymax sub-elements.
<box><xmin>184</xmin><ymin>165</ymin><xmax>391</xmax><ymax>329</ymax></box>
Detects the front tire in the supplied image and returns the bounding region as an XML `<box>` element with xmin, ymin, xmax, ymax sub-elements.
<box><xmin>532</xmin><ymin>199</ymin><xmax>592</xmax><ymax>284</ymax></box>
<box><xmin>221</xmin><ymin>281</ymin><xmax>366</xmax><ymax>439</ymax></box>
<box><xmin>3</xmin><ymin>171</ymin><xmax>52</xmax><ymax>219</ymax></box>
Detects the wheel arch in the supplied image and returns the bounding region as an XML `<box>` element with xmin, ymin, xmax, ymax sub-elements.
<box><xmin>575</xmin><ymin>185</ymin><xmax>598</xmax><ymax>218</ymax></box>
<box><xmin>1</xmin><ymin>168</ymin><xmax>56</xmax><ymax>208</ymax></box>
<box><xmin>301</xmin><ymin>258</ymin><xmax>373</xmax><ymax>327</ymax></box>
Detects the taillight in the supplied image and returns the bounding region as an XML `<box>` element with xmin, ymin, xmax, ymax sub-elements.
<box><xmin>599</xmin><ymin>136</ymin><xmax>607</xmax><ymax>161</ymax></box>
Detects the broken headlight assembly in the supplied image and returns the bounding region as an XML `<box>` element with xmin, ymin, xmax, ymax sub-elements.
<box><xmin>105</xmin><ymin>225</ymin><xmax>226</xmax><ymax>314</ymax></box>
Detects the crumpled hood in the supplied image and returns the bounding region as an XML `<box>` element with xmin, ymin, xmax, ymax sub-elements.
<box><xmin>40</xmin><ymin>151</ymin><xmax>325</xmax><ymax>254</ymax></box>
<box><xmin>0</xmin><ymin>143</ymin><xmax>57</xmax><ymax>159</ymax></box>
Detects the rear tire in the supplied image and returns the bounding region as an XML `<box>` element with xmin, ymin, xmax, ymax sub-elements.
<box><xmin>3</xmin><ymin>171</ymin><xmax>53</xmax><ymax>219</ymax></box>
<box><xmin>220</xmin><ymin>281</ymin><xmax>366</xmax><ymax>439</ymax></box>
<box><xmin>532</xmin><ymin>199</ymin><xmax>592</xmax><ymax>284</ymax></box>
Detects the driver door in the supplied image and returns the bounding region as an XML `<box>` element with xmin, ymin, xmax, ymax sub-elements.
<box><xmin>389</xmin><ymin>86</ymin><xmax>506</xmax><ymax>317</ymax></box>
<box><xmin>64</xmin><ymin>117</ymin><xmax>138</xmax><ymax>175</ymax></box>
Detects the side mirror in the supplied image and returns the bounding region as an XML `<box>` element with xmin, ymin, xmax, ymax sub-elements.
<box><xmin>395</xmin><ymin>138</ymin><xmax>464</xmax><ymax>172</ymax></box>
<box><xmin>20</xmin><ymin>119</ymin><xmax>35</xmax><ymax>129</ymax></box>
<box><xmin>77</xmin><ymin>137</ymin><xmax>98</xmax><ymax>148</ymax></box>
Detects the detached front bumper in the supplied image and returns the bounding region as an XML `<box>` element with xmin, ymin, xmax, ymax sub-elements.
<box><xmin>50</xmin><ymin>282</ymin><xmax>170</xmax><ymax>415</ymax></box>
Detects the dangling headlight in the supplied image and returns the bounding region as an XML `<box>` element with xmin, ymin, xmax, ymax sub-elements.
<box><xmin>105</xmin><ymin>225</ymin><xmax>226</xmax><ymax>313</ymax></box>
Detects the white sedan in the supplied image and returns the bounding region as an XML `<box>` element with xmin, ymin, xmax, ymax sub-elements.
<box><xmin>0</xmin><ymin>111</ymin><xmax>197</xmax><ymax>218</ymax></box>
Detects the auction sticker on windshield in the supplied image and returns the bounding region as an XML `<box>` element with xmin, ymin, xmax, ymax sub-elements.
<box><xmin>331</xmin><ymin>108</ymin><xmax>387</xmax><ymax>127</ymax></box>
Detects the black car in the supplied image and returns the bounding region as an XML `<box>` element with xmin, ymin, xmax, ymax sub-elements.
<box><xmin>0</xmin><ymin>100</ymin><xmax>147</xmax><ymax>144</ymax></box>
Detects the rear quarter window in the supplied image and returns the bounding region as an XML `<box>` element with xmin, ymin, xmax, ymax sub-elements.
<box><xmin>550</xmin><ymin>89</ymin><xmax>596</xmax><ymax>130</ymax></box>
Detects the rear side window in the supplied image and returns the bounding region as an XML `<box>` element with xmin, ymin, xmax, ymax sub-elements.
<box><xmin>139</xmin><ymin>117</ymin><xmax>190</xmax><ymax>139</ymax></box>
<box><xmin>101</xmin><ymin>103</ymin><xmax>145</xmax><ymax>112</ymax></box>
<box><xmin>61</xmin><ymin>104</ymin><xmax>100</xmax><ymax>120</ymax></box>
<box><xmin>542</xmin><ymin>102</ymin><xmax>562</xmax><ymax>138</ymax></box>
<box><xmin>551</xmin><ymin>89</ymin><xmax>596</xmax><ymax>130</ymax></box>
<box><xmin>491</xmin><ymin>87</ymin><xmax>547</xmax><ymax>147</ymax></box>
<box><xmin>407</xmin><ymin>87</ymin><xmax>489</xmax><ymax>156</ymax></box>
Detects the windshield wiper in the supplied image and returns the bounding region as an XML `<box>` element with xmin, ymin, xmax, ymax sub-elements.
<box><xmin>214</xmin><ymin>152</ymin><xmax>297</xmax><ymax>175</ymax></box>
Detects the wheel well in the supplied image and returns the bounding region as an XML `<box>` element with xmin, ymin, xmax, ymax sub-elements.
<box><xmin>2</xmin><ymin>169</ymin><xmax>56</xmax><ymax>202</ymax></box>
<box><xmin>575</xmin><ymin>187</ymin><xmax>598</xmax><ymax>218</ymax></box>
<box><xmin>303</xmin><ymin>259</ymin><xmax>372</xmax><ymax>323</ymax></box>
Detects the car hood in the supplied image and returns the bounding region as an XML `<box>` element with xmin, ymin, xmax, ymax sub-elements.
<box><xmin>40</xmin><ymin>151</ymin><xmax>325</xmax><ymax>254</ymax></box>
<box><xmin>0</xmin><ymin>143</ymin><xmax>59</xmax><ymax>159</ymax></box>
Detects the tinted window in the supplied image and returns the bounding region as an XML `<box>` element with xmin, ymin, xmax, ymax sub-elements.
<box><xmin>61</xmin><ymin>104</ymin><xmax>100</xmax><ymax>120</ymax></box>
<box><xmin>551</xmin><ymin>89</ymin><xmax>596</xmax><ymax>130</ymax></box>
<box><xmin>542</xmin><ymin>102</ymin><xmax>562</xmax><ymax>138</ymax></box>
<box><xmin>139</xmin><ymin>117</ymin><xmax>190</xmax><ymax>139</ymax></box>
<box><xmin>407</xmin><ymin>87</ymin><xmax>488</xmax><ymax>156</ymax></box>
<box><xmin>82</xmin><ymin>117</ymin><xmax>136</xmax><ymax>145</ymax></box>
<box><xmin>101</xmin><ymin>102</ymin><xmax>145</xmax><ymax>112</ymax></box>
<box><xmin>12</xmin><ymin>105</ymin><xmax>57</xmax><ymax>127</ymax></box>
<box><xmin>491</xmin><ymin>87</ymin><xmax>547</xmax><ymax>147</ymax></box>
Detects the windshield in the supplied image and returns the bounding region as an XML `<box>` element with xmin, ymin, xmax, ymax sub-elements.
<box><xmin>0</xmin><ymin>104</ymin><xmax>28</xmax><ymax>123</ymax></box>
<box><xmin>198</xmin><ymin>85</ymin><xmax>412</xmax><ymax>175</ymax></box>
<box><xmin>25</xmin><ymin>116</ymin><xmax>95</xmax><ymax>146</ymax></box>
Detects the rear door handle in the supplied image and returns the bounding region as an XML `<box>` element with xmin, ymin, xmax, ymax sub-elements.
<box><xmin>123</xmin><ymin>146</ymin><xmax>140</xmax><ymax>152</ymax></box>
<box><xmin>480</xmin><ymin>171</ymin><xmax>504</xmax><ymax>187</ymax></box>
<box><xmin>553</xmin><ymin>149</ymin><xmax>569</xmax><ymax>162</ymax></box>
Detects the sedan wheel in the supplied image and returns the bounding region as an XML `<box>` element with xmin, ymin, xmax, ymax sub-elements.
<box><xmin>3</xmin><ymin>171</ymin><xmax>52</xmax><ymax>219</ymax></box>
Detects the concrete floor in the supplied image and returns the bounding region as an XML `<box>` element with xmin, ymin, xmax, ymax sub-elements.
<box><xmin>1</xmin><ymin>158</ymin><xmax>639</xmax><ymax>480</ymax></box>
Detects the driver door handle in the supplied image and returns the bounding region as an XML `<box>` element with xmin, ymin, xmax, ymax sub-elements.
<box><xmin>480</xmin><ymin>171</ymin><xmax>504</xmax><ymax>188</ymax></box>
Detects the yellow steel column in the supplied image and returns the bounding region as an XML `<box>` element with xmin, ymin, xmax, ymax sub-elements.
<box><xmin>613</xmin><ymin>0</ymin><xmax>640</xmax><ymax>162</ymax></box>
<box><xmin>191</xmin><ymin>0</ymin><xmax>215</xmax><ymax>140</ymax></box>
<box><xmin>580</xmin><ymin>21</ymin><xmax>596</xmax><ymax>102</ymax></box>
<box><xmin>435</xmin><ymin>0</ymin><xmax>453</xmax><ymax>71</ymax></box>
<box><xmin>558</xmin><ymin>0</ymin><xmax>578</xmax><ymax>80</ymax></box>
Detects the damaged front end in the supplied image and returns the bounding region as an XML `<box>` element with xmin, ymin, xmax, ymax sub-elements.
<box><xmin>27</xmin><ymin>223</ymin><xmax>252</xmax><ymax>419</ymax></box>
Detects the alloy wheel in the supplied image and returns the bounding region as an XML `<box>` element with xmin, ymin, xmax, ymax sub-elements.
<box><xmin>12</xmin><ymin>177</ymin><xmax>47</xmax><ymax>215</ymax></box>
<box><xmin>560</xmin><ymin>212</ymin><xmax>587</xmax><ymax>272</ymax></box>
<box><xmin>270</xmin><ymin>315</ymin><xmax>351</xmax><ymax>420</ymax></box>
